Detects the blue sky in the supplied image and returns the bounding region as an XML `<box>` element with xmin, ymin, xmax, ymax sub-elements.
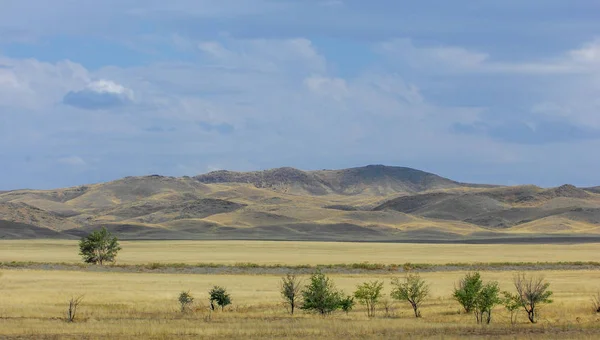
<box><xmin>1</xmin><ymin>0</ymin><xmax>600</xmax><ymax>189</ymax></box>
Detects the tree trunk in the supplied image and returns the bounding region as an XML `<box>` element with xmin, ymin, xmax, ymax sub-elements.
<box><xmin>411</xmin><ymin>302</ymin><xmax>420</xmax><ymax>318</ymax></box>
<box><xmin>528</xmin><ymin>310</ymin><xmax>535</xmax><ymax>323</ymax></box>
<box><xmin>291</xmin><ymin>302</ymin><xmax>294</xmax><ymax>315</ymax></box>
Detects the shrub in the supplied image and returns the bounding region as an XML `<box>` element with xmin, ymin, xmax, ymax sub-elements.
<box><xmin>178</xmin><ymin>291</ymin><xmax>194</xmax><ymax>313</ymax></box>
<box><xmin>390</xmin><ymin>273</ymin><xmax>429</xmax><ymax>318</ymax></box>
<box><xmin>209</xmin><ymin>286</ymin><xmax>231</xmax><ymax>311</ymax></box>
<box><xmin>593</xmin><ymin>292</ymin><xmax>600</xmax><ymax>313</ymax></box>
<box><xmin>354</xmin><ymin>280</ymin><xmax>384</xmax><ymax>317</ymax></box>
<box><xmin>339</xmin><ymin>295</ymin><xmax>355</xmax><ymax>314</ymax></box>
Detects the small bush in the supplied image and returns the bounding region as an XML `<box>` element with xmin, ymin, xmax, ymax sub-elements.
<box><xmin>178</xmin><ymin>291</ymin><xmax>194</xmax><ymax>313</ymax></box>
<box><xmin>339</xmin><ymin>295</ymin><xmax>355</xmax><ymax>314</ymax></box>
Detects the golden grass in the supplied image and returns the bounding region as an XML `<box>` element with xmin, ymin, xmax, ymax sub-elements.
<box><xmin>2</xmin><ymin>268</ymin><xmax>600</xmax><ymax>339</ymax></box>
<box><xmin>1</xmin><ymin>240</ymin><xmax>600</xmax><ymax>265</ymax></box>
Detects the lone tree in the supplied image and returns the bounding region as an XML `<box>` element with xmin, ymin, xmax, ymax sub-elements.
<box><xmin>354</xmin><ymin>280</ymin><xmax>384</xmax><ymax>318</ymax></box>
<box><xmin>503</xmin><ymin>273</ymin><xmax>553</xmax><ymax>323</ymax></box>
<box><xmin>390</xmin><ymin>273</ymin><xmax>429</xmax><ymax>318</ymax></box>
<box><xmin>301</xmin><ymin>270</ymin><xmax>342</xmax><ymax>315</ymax></box>
<box><xmin>209</xmin><ymin>286</ymin><xmax>231</xmax><ymax>311</ymax></box>
<box><xmin>280</xmin><ymin>274</ymin><xmax>302</xmax><ymax>315</ymax></box>
<box><xmin>78</xmin><ymin>227</ymin><xmax>121</xmax><ymax>265</ymax></box>
<box><xmin>453</xmin><ymin>272</ymin><xmax>483</xmax><ymax>314</ymax></box>
<box><xmin>474</xmin><ymin>281</ymin><xmax>501</xmax><ymax>324</ymax></box>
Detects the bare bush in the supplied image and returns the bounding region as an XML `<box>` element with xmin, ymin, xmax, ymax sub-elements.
<box><xmin>66</xmin><ymin>295</ymin><xmax>84</xmax><ymax>322</ymax></box>
<box><xmin>504</xmin><ymin>273</ymin><xmax>553</xmax><ymax>323</ymax></box>
<box><xmin>280</xmin><ymin>274</ymin><xmax>302</xmax><ymax>315</ymax></box>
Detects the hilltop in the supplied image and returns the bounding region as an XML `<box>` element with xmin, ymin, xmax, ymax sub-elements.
<box><xmin>1</xmin><ymin>165</ymin><xmax>599</xmax><ymax>242</ymax></box>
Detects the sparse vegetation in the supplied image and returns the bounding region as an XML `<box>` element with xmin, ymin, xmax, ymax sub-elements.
<box><xmin>78</xmin><ymin>228</ymin><xmax>121</xmax><ymax>265</ymax></box>
<box><xmin>354</xmin><ymin>280</ymin><xmax>384</xmax><ymax>317</ymax></box>
<box><xmin>390</xmin><ymin>273</ymin><xmax>429</xmax><ymax>318</ymax></box>
<box><xmin>209</xmin><ymin>286</ymin><xmax>231</xmax><ymax>311</ymax></box>
<box><xmin>280</xmin><ymin>274</ymin><xmax>302</xmax><ymax>314</ymax></box>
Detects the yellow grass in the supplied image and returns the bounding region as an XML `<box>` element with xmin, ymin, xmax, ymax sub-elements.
<box><xmin>2</xmin><ymin>240</ymin><xmax>600</xmax><ymax>339</ymax></box>
<box><xmin>1</xmin><ymin>240</ymin><xmax>600</xmax><ymax>265</ymax></box>
<box><xmin>1</xmin><ymin>269</ymin><xmax>600</xmax><ymax>339</ymax></box>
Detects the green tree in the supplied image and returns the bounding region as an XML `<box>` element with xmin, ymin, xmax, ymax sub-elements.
<box><xmin>354</xmin><ymin>280</ymin><xmax>384</xmax><ymax>317</ymax></box>
<box><xmin>390</xmin><ymin>273</ymin><xmax>429</xmax><ymax>318</ymax></box>
<box><xmin>474</xmin><ymin>281</ymin><xmax>501</xmax><ymax>324</ymax></box>
<box><xmin>301</xmin><ymin>270</ymin><xmax>342</xmax><ymax>315</ymax></box>
<box><xmin>504</xmin><ymin>273</ymin><xmax>553</xmax><ymax>323</ymax></box>
<box><xmin>78</xmin><ymin>227</ymin><xmax>121</xmax><ymax>265</ymax></box>
<box><xmin>453</xmin><ymin>272</ymin><xmax>483</xmax><ymax>313</ymax></box>
<box><xmin>280</xmin><ymin>274</ymin><xmax>302</xmax><ymax>315</ymax></box>
<box><xmin>209</xmin><ymin>286</ymin><xmax>231</xmax><ymax>311</ymax></box>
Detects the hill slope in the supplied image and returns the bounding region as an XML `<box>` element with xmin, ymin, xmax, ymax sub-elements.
<box><xmin>1</xmin><ymin>165</ymin><xmax>599</xmax><ymax>242</ymax></box>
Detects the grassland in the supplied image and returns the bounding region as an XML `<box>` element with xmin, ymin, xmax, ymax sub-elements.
<box><xmin>2</xmin><ymin>241</ymin><xmax>600</xmax><ymax>339</ymax></box>
<box><xmin>2</xmin><ymin>240</ymin><xmax>600</xmax><ymax>265</ymax></box>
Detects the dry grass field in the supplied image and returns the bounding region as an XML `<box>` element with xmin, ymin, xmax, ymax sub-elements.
<box><xmin>2</xmin><ymin>240</ymin><xmax>600</xmax><ymax>265</ymax></box>
<box><xmin>1</xmin><ymin>241</ymin><xmax>600</xmax><ymax>339</ymax></box>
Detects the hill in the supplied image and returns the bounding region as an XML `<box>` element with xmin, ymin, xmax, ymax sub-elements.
<box><xmin>1</xmin><ymin>165</ymin><xmax>599</xmax><ymax>242</ymax></box>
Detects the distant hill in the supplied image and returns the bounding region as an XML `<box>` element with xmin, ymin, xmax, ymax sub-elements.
<box><xmin>195</xmin><ymin>165</ymin><xmax>491</xmax><ymax>196</ymax></box>
<box><xmin>1</xmin><ymin>165</ymin><xmax>599</xmax><ymax>242</ymax></box>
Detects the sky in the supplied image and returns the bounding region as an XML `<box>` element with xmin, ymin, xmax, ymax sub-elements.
<box><xmin>1</xmin><ymin>0</ymin><xmax>600</xmax><ymax>190</ymax></box>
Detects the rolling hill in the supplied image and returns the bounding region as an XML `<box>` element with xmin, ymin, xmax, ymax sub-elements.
<box><xmin>1</xmin><ymin>165</ymin><xmax>600</xmax><ymax>242</ymax></box>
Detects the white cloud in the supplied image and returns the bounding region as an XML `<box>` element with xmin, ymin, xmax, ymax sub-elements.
<box><xmin>63</xmin><ymin>80</ymin><xmax>134</xmax><ymax>110</ymax></box>
<box><xmin>0</xmin><ymin>56</ymin><xmax>89</xmax><ymax>109</ymax></box>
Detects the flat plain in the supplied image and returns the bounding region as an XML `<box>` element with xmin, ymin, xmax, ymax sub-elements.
<box><xmin>2</xmin><ymin>240</ymin><xmax>600</xmax><ymax>339</ymax></box>
<box><xmin>2</xmin><ymin>240</ymin><xmax>600</xmax><ymax>265</ymax></box>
